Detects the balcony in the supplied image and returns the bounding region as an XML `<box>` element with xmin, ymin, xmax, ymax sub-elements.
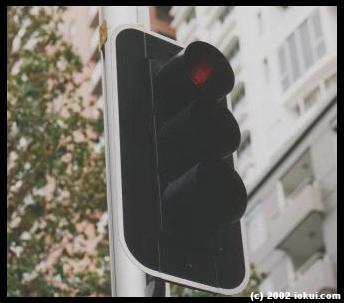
<box><xmin>90</xmin><ymin>61</ymin><xmax>102</xmax><ymax>96</ymax></box>
<box><xmin>289</xmin><ymin>254</ymin><xmax>336</xmax><ymax>294</ymax></box>
<box><xmin>89</xmin><ymin>6</ymin><xmax>99</xmax><ymax>28</ymax></box>
<box><xmin>260</xmin><ymin>253</ymin><xmax>295</xmax><ymax>293</ymax></box>
<box><xmin>270</xmin><ymin>183</ymin><xmax>325</xmax><ymax>268</ymax></box>
<box><xmin>282</xmin><ymin>54</ymin><xmax>337</xmax><ymax>109</ymax></box>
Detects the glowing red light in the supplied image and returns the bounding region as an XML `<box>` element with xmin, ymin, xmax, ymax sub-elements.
<box><xmin>190</xmin><ymin>62</ymin><xmax>214</xmax><ymax>87</ymax></box>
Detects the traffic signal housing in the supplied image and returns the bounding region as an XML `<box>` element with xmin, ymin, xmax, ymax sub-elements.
<box><xmin>104</xmin><ymin>25</ymin><xmax>249</xmax><ymax>295</ymax></box>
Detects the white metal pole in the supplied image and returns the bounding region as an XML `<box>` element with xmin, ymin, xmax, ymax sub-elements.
<box><xmin>99</xmin><ymin>6</ymin><xmax>150</xmax><ymax>297</ymax></box>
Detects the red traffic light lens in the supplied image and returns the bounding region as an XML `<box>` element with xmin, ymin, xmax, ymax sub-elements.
<box><xmin>190</xmin><ymin>62</ymin><xmax>214</xmax><ymax>87</ymax></box>
<box><xmin>185</xmin><ymin>41</ymin><xmax>235</xmax><ymax>98</ymax></box>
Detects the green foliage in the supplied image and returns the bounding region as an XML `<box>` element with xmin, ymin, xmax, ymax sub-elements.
<box><xmin>170</xmin><ymin>263</ymin><xmax>267</xmax><ymax>297</ymax></box>
<box><xmin>7</xmin><ymin>6</ymin><xmax>110</xmax><ymax>296</ymax></box>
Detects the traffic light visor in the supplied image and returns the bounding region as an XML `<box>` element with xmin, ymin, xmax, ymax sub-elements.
<box><xmin>185</xmin><ymin>41</ymin><xmax>235</xmax><ymax>98</ymax></box>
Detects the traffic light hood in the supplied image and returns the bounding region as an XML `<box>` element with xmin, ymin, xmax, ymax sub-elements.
<box><xmin>185</xmin><ymin>41</ymin><xmax>235</xmax><ymax>98</ymax></box>
<box><xmin>155</xmin><ymin>41</ymin><xmax>235</xmax><ymax>120</ymax></box>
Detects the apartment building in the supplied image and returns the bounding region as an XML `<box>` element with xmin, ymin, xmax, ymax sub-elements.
<box><xmin>59</xmin><ymin>6</ymin><xmax>102</xmax><ymax>123</ymax></box>
<box><xmin>170</xmin><ymin>6</ymin><xmax>337</xmax><ymax>294</ymax></box>
<box><xmin>62</xmin><ymin>6</ymin><xmax>175</xmax><ymax>111</ymax></box>
<box><xmin>248</xmin><ymin>96</ymin><xmax>337</xmax><ymax>294</ymax></box>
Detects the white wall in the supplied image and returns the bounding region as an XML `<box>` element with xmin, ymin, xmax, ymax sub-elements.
<box><xmin>171</xmin><ymin>6</ymin><xmax>337</xmax><ymax>293</ymax></box>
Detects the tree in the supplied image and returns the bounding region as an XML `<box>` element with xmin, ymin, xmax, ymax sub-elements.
<box><xmin>7</xmin><ymin>6</ymin><xmax>110</xmax><ymax>296</ymax></box>
<box><xmin>170</xmin><ymin>263</ymin><xmax>267</xmax><ymax>297</ymax></box>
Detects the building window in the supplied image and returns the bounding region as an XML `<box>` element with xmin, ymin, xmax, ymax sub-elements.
<box><xmin>246</xmin><ymin>202</ymin><xmax>268</xmax><ymax>253</ymax></box>
<box><xmin>278</xmin><ymin>47</ymin><xmax>290</xmax><ymax>91</ymax></box>
<box><xmin>287</xmin><ymin>32</ymin><xmax>301</xmax><ymax>81</ymax></box>
<box><xmin>299</xmin><ymin>19</ymin><xmax>314</xmax><ymax>70</ymax></box>
<box><xmin>218</xmin><ymin>6</ymin><xmax>234</xmax><ymax>23</ymax></box>
<box><xmin>311</xmin><ymin>10</ymin><xmax>326</xmax><ymax>59</ymax></box>
<box><xmin>278</xmin><ymin>9</ymin><xmax>326</xmax><ymax>91</ymax></box>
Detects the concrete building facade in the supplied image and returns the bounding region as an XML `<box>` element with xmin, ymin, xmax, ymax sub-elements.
<box><xmin>247</xmin><ymin>97</ymin><xmax>337</xmax><ymax>294</ymax></box>
<box><xmin>170</xmin><ymin>6</ymin><xmax>337</xmax><ymax>294</ymax></box>
<box><xmin>62</xmin><ymin>6</ymin><xmax>175</xmax><ymax>119</ymax></box>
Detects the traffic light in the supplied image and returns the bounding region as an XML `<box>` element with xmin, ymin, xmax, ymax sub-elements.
<box><xmin>104</xmin><ymin>25</ymin><xmax>248</xmax><ymax>295</ymax></box>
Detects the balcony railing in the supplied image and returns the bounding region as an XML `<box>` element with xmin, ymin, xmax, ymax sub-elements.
<box><xmin>260</xmin><ymin>254</ymin><xmax>295</xmax><ymax>293</ymax></box>
<box><xmin>289</xmin><ymin>254</ymin><xmax>336</xmax><ymax>294</ymax></box>
<box><xmin>297</xmin><ymin>251</ymin><xmax>323</xmax><ymax>275</ymax></box>
<box><xmin>270</xmin><ymin>183</ymin><xmax>325</xmax><ymax>263</ymax></box>
<box><xmin>282</xmin><ymin>54</ymin><xmax>337</xmax><ymax>109</ymax></box>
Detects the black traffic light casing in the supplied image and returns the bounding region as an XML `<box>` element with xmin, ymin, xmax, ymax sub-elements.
<box><xmin>104</xmin><ymin>25</ymin><xmax>249</xmax><ymax>295</ymax></box>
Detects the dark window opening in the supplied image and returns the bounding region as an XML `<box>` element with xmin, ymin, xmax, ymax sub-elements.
<box><xmin>155</xmin><ymin>6</ymin><xmax>173</xmax><ymax>22</ymax></box>
<box><xmin>219</xmin><ymin>6</ymin><xmax>234</xmax><ymax>23</ymax></box>
<box><xmin>185</xmin><ymin>7</ymin><xmax>196</xmax><ymax>24</ymax></box>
